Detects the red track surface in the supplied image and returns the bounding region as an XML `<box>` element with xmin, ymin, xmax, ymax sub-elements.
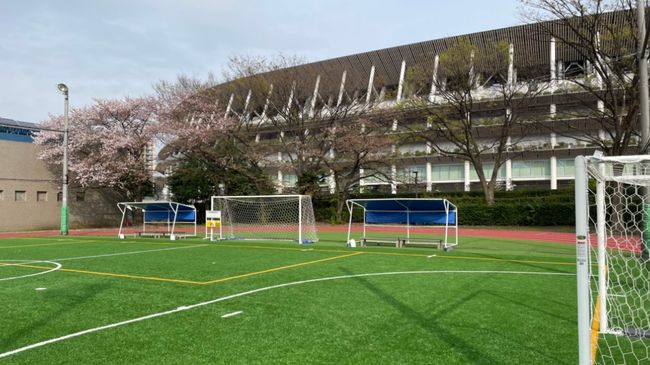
<box><xmin>0</xmin><ymin>225</ymin><xmax>641</xmax><ymax>253</ymax></box>
<box><xmin>0</xmin><ymin>226</ymin><xmax>574</xmax><ymax>242</ymax></box>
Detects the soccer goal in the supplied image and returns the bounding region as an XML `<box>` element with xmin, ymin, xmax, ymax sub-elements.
<box><xmin>346</xmin><ymin>198</ymin><xmax>458</xmax><ymax>249</ymax></box>
<box><xmin>210</xmin><ymin>195</ymin><xmax>318</xmax><ymax>244</ymax></box>
<box><xmin>575</xmin><ymin>155</ymin><xmax>650</xmax><ymax>365</ymax></box>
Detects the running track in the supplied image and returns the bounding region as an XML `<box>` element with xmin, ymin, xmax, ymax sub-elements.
<box><xmin>0</xmin><ymin>225</ymin><xmax>640</xmax><ymax>252</ymax></box>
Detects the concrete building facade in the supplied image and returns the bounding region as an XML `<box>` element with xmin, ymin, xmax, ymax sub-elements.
<box><xmin>0</xmin><ymin>118</ymin><xmax>122</xmax><ymax>232</ymax></box>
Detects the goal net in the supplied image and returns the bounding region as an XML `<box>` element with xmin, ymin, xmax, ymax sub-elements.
<box><xmin>575</xmin><ymin>155</ymin><xmax>650</xmax><ymax>365</ymax></box>
<box><xmin>211</xmin><ymin>195</ymin><xmax>318</xmax><ymax>244</ymax></box>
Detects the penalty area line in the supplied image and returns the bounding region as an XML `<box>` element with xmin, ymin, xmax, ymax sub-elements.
<box><xmin>0</xmin><ymin>269</ymin><xmax>574</xmax><ymax>360</ymax></box>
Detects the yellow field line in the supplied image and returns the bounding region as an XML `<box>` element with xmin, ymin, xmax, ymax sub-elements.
<box><xmin>215</xmin><ymin>244</ymin><xmax>575</xmax><ymax>267</ymax></box>
<box><xmin>3</xmin><ymin>252</ymin><xmax>364</xmax><ymax>286</ymax></box>
<box><xmin>0</xmin><ymin>240</ymin><xmax>96</xmax><ymax>250</ymax></box>
<box><xmin>203</xmin><ymin>251</ymin><xmax>364</xmax><ymax>284</ymax></box>
<box><xmin>4</xmin><ymin>263</ymin><xmax>205</xmax><ymax>285</ymax></box>
<box><xmin>591</xmin><ymin>295</ymin><xmax>601</xmax><ymax>363</ymax></box>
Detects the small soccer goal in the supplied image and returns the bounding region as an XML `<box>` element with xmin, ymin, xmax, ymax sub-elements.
<box><xmin>346</xmin><ymin>198</ymin><xmax>458</xmax><ymax>249</ymax></box>
<box><xmin>210</xmin><ymin>195</ymin><xmax>318</xmax><ymax>244</ymax></box>
<box><xmin>117</xmin><ymin>201</ymin><xmax>197</xmax><ymax>240</ymax></box>
<box><xmin>575</xmin><ymin>155</ymin><xmax>650</xmax><ymax>365</ymax></box>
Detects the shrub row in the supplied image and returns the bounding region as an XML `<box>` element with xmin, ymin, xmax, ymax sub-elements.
<box><xmin>313</xmin><ymin>188</ymin><xmax>575</xmax><ymax>226</ymax></box>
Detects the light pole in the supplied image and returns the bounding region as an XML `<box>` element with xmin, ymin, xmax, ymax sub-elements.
<box><xmin>412</xmin><ymin>170</ymin><xmax>419</xmax><ymax>198</ymax></box>
<box><xmin>57</xmin><ymin>83</ymin><xmax>69</xmax><ymax>236</ymax></box>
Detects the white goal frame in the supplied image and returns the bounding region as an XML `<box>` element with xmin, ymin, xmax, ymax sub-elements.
<box><xmin>575</xmin><ymin>155</ymin><xmax>650</xmax><ymax>365</ymax></box>
<box><xmin>210</xmin><ymin>194</ymin><xmax>318</xmax><ymax>244</ymax></box>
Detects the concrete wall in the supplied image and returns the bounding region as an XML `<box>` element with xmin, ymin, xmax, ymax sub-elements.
<box><xmin>0</xmin><ymin>139</ymin><xmax>123</xmax><ymax>232</ymax></box>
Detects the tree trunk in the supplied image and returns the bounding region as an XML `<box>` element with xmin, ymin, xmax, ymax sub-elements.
<box><xmin>335</xmin><ymin>193</ymin><xmax>346</xmax><ymax>224</ymax></box>
<box><xmin>485</xmin><ymin>181</ymin><xmax>496</xmax><ymax>206</ymax></box>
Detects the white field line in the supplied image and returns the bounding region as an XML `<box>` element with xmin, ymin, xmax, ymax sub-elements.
<box><xmin>0</xmin><ymin>245</ymin><xmax>208</xmax><ymax>269</ymax></box>
<box><xmin>221</xmin><ymin>311</ymin><xmax>243</xmax><ymax>318</ymax></box>
<box><xmin>0</xmin><ymin>270</ymin><xmax>574</xmax><ymax>359</ymax></box>
<box><xmin>0</xmin><ymin>260</ymin><xmax>62</xmax><ymax>282</ymax></box>
<box><xmin>51</xmin><ymin>244</ymin><xmax>209</xmax><ymax>263</ymax></box>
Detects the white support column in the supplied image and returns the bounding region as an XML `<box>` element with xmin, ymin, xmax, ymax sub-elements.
<box><xmin>392</xmin><ymin>120</ymin><xmax>398</xmax><ymax>131</ymax></box>
<box><xmin>242</xmin><ymin>89</ymin><xmax>252</xmax><ymax>119</ymax></box>
<box><xmin>549</xmin><ymin>37</ymin><xmax>558</xmax><ymax>117</ymax></box>
<box><xmin>507</xmin><ymin>43</ymin><xmax>514</xmax><ymax>89</ymax></box>
<box><xmin>429</xmin><ymin>55</ymin><xmax>439</xmax><ymax>102</ymax></box>
<box><xmin>366</xmin><ymin>65</ymin><xmax>376</xmax><ymax>104</ymax></box>
<box><xmin>426</xmin><ymin>162</ymin><xmax>432</xmax><ymax>192</ymax></box>
<box><xmin>309</xmin><ymin>75</ymin><xmax>321</xmax><ymax>118</ymax></box>
<box><xmin>469</xmin><ymin>51</ymin><xmax>476</xmax><ymax>88</ymax></box>
<box><xmin>336</xmin><ymin>71</ymin><xmax>347</xmax><ymax>107</ymax></box>
<box><xmin>284</xmin><ymin>81</ymin><xmax>296</xmax><ymax>115</ymax></box>
<box><xmin>594</xmin><ymin>32</ymin><xmax>605</xmax><ymax>113</ymax></box>
<box><xmin>359</xmin><ymin>168</ymin><xmax>365</xmax><ymax>193</ymax></box>
<box><xmin>505</xmin><ymin>159</ymin><xmax>513</xmax><ymax>191</ymax></box>
<box><xmin>276</xmin><ymin>170</ymin><xmax>283</xmax><ymax>194</ymax></box>
<box><xmin>255</xmin><ymin>133</ymin><xmax>260</xmax><ymax>143</ymax></box>
<box><xmin>464</xmin><ymin>161</ymin><xmax>471</xmax><ymax>192</ymax></box>
<box><xmin>261</xmin><ymin>84</ymin><xmax>273</xmax><ymax>121</ymax></box>
<box><xmin>391</xmin><ymin>164</ymin><xmax>397</xmax><ymax>194</ymax></box>
<box><xmin>396</xmin><ymin>60</ymin><xmax>406</xmax><ymax>102</ymax></box>
<box><xmin>328</xmin><ymin>169</ymin><xmax>335</xmax><ymax>194</ymax></box>
<box><xmin>550</xmin><ymin>103</ymin><xmax>557</xmax><ymax>118</ymax></box>
<box><xmin>550</xmin><ymin>132</ymin><xmax>557</xmax><ymax>148</ymax></box>
<box><xmin>225</xmin><ymin>93</ymin><xmax>234</xmax><ymax>118</ymax></box>
<box><xmin>550</xmin><ymin>37</ymin><xmax>556</xmax><ymax>83</ymax></box>
<box><xmin>550</xmin><ymin>156</ymin><xmax>558</xmax><ymax>190</ymax></box>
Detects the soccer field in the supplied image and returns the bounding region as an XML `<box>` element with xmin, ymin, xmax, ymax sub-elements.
<box><xmin>1</xmin><ymin>231</ymin><xmax>579</xmax><ymax>364</ymax></box>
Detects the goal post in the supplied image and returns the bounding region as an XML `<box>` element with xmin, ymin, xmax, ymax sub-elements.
<box><xmin>575</xmin><ymin>155</ymin><xmax>650</xmax><ymax>365</ymax></box>
<box><xmin>210</xmin><ymin>195</ymin><xmax>318</xmax><ymax>244</ymax></box>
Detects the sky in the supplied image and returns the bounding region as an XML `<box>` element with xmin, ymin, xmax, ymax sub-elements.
<box><xmin>0</xmin><ymin>0</ymin><xmax>522</xmax><ymax>124</ymax></box>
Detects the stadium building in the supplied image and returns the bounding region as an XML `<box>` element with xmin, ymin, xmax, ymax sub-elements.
<box><xmin>206</xmin><ymin>11</ymin><xmax>639</xmax><ymax>194</ymax></box>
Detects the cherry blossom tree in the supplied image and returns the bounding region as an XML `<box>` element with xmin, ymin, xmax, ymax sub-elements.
<box><xmin>35</xmin><ymin>97</ymin><xmax>159</xmax><ymax>200</ymax></box>
<box><xmin>153</xmin><ymin>79</ymin><xmax>273</xmax><ymax>200</ymax></box>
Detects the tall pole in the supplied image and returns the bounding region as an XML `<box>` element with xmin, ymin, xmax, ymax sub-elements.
<box><xmin>58</xmin><ymin>83</ymin><xmax>69</xmax><ymax>236</ymax></box>
<box><xmin>638</xmin><ymin>0</ymin><xmax>650</xmax><ymax>260</ymax></box>
<box><xmin>638</xmin><ymin>0</ymin><xmax>650</xmax><ymax>152</ymax></box>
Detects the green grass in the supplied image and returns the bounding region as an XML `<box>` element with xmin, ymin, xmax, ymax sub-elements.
<box><xmin>0</xmin><ymin>231</ymin><xmax>581</xmax><ymax>364</ymax></box>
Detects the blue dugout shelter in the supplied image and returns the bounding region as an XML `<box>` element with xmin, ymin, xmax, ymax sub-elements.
<box><xmin>346</xmin><ymin>198</ymin><xmax>458</xmax><ymax>249</ymax></box>
<box><xmin>117</xmin><ymin>201</ymin><xmax>197</xmax><ymax>240</ymax></box>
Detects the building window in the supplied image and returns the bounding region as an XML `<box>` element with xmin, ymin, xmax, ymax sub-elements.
<box><xmin>37</xmin><ymin>191</ymin><xmax>47</xmax><ymax>202</ymax></box>
<box><xmin>57</xmin><ymin>192</ymin><xmax>63</xmax><ymax>202</ymax></box>
<box><xmin>76</xmin><ymin>191</ymin><xmax>85</xmax><ymax>202</ymax></box>
<box><xmin>15</xmin><ymin>190</ymin><xmax>26</xmax><ymax>202</ymax></box>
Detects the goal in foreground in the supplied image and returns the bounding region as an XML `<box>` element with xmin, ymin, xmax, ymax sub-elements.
<box><xmin>210</xmin><ymin>195</ymin><xmax>318</xmax><ymax>244</ymax></box>
<box><xmin>575</xmin><ymin>155</ymin><xmax>650</xmax><ymax>365</ymax></box>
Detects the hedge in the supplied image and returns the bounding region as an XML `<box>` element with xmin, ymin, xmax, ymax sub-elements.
<box><xmin>313</xmin><ymin>187</ymin><xmax>575</xmax><ymax>226</ymax></box>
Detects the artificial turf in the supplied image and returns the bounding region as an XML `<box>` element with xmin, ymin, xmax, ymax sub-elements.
<box><xmin>0</xmin><ymin>231</ymin><xmax>585</xmax><ymax>364</ymax></box>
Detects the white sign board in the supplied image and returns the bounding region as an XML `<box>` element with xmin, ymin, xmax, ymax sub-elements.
<box><xmin>206</xmin><ymin>210</ymin><xmax>221</xmax><ymax>219</ymax></box>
